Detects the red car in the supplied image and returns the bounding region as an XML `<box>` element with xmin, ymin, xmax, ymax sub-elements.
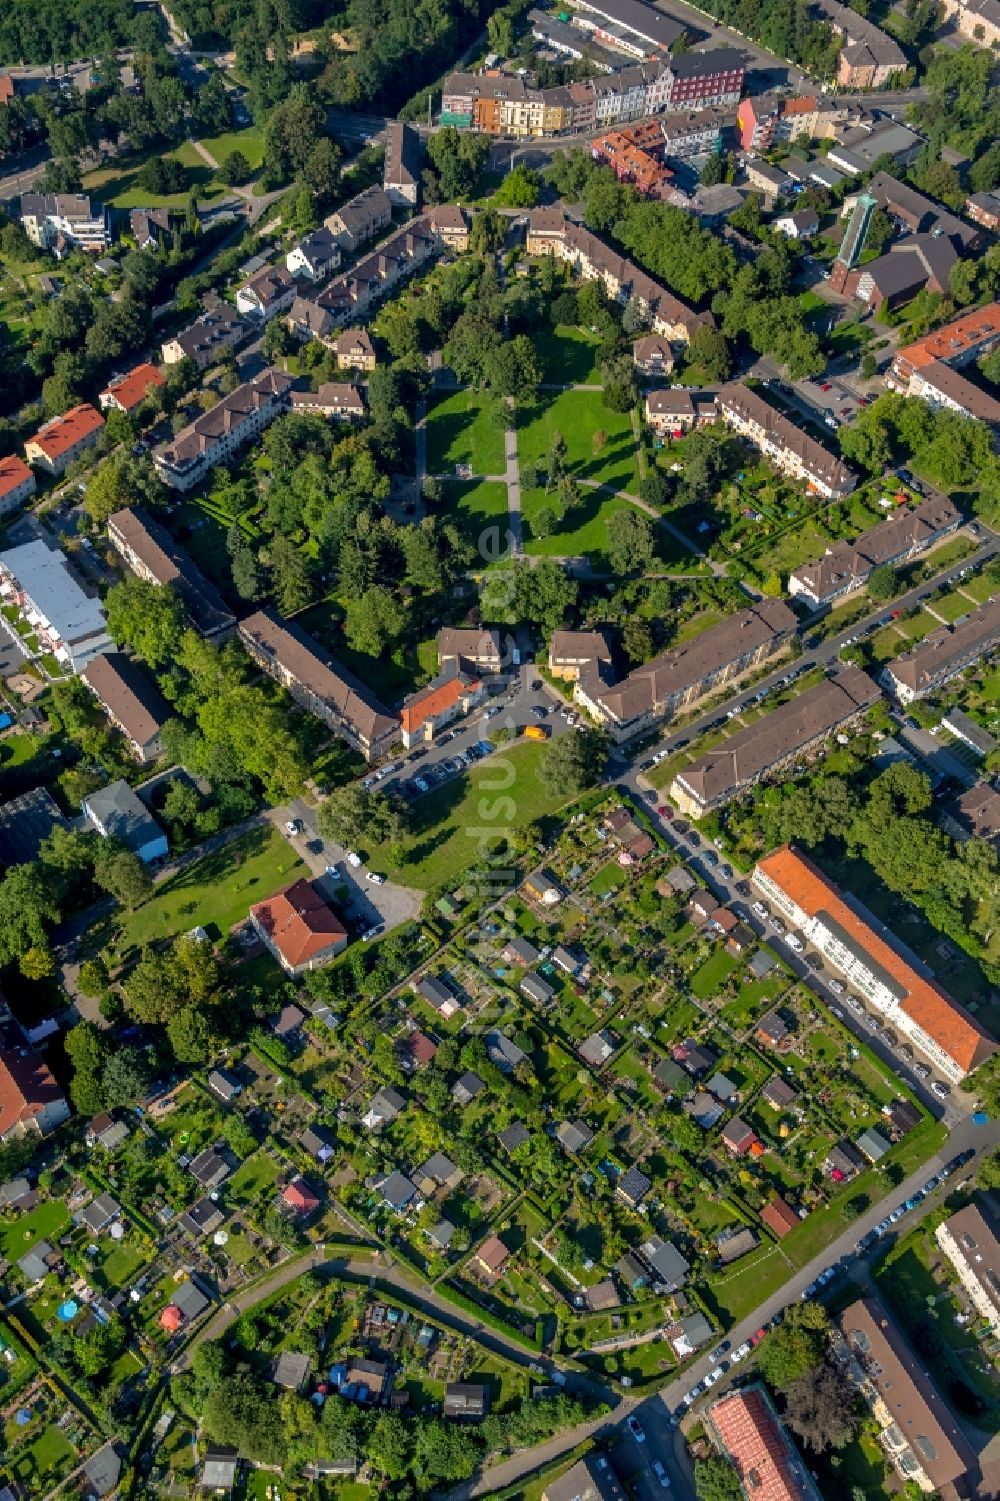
<box><xmin>657</xmin><ymin>805</ymin><xmax>672</xmax><ymax>819</ymax></box>
<box><xmin>750</xmin><ymin>1328</ymin><xmax>766</xmax><ymax>1347</ymax></box>
<box><xmin>840</xmin><ymin>406</ymin><xmax>852</xmax><ymax>417</ymax></box>
<box><xmin>819</xmin><ymin>381</ymin><xmax>832</xmax><ymax>391</ymax></box>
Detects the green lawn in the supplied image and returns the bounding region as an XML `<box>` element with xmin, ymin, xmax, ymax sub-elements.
<box><xmin>426</xmin><ymin>389</ymin><xmax>507</xmax><ymax>477</ymax></box>
<box><xmin>521</xmin><ymin>485</ymin><xmax>636</xmax><ymax>564</ymax></box>
<box><xmin>0</xmin><ymin>1199</ymin><xmax>70</xmax><ymax>1263</ymax></box>
<box><xmin>198</xmin><ymin>127</ymin><xmax>266</xmax><ymax>171</ymax></box>
<box><xmin>84</xmin><ymin>142</ymin><xmax>224</xmax><ymax>208</ymax></box>
<box><xmin>111</xmin><ymin>825</ymin><xmax>307</xmax><ymax>952</ymax></box>
<box><xmin>365</xmin><ymin>741</ymin><xmax>579</xmax><ymax>888</ymax></box>
<box><xmin>689</xmin><ymin>947</ymin><xmax>738</xmax><ymax>1000</ymax></box>
<box><xmin>229</xmin><ymin>1151</ymin><xmax>280</xmax><ymax>1199</ymax></box>
<box><xmin>517</xmin><ymin>389</ymin><xmax>640</xmax><ymax>496</ymax></box>
<box><xmin>437</xmin><ymin>478</ymin><xmax>510</xmax><ymax>553</ymax></box>
<box><xmin>532</xmin><ymin>323</ymin><xmax>602</xmax><ymax>385</ymax></box>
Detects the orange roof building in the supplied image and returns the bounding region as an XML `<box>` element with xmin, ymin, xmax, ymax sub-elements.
<box><xmin>249</xmin><ymin>879</ymin><xmax>347</xmax><ymax>976</ymax></box>
<box><xmin>890</xmin><ymin>301</ymin><xmax>1000</xmax><ymax>387</ymax></box>
<box><xmin>0</xmin><ymin>455</ymin><xmax>37</xmax><ymax>514</ymax></box>
<box><xmin>753</xmin><ymin>845</ymin><xmax>995</xmax><ymax>1082</ymax></box>
<box><xmin>399</xmin><ymin>669</ymin><xmax>485</xmax><ymax>748</ymax></box>
<box><xmin>24</xmin><ymin>403</ymin><xmax>105</xmax><ymax>476</ymax></box>
<box><xmin>159</xmin><ymin>1304</ymin><xmax>183</xmax><ymax>1332</ymax></box>
<box><xmin>0</xmin><ymin>1046</ymin><xmax>71</xmax><ymax>1141</ymax></box>
<box><xmin>761</xmin><ymin>1194</ymin><xmax>801</xmax><ymax>1239</ymax></box>
<box><xmin>708</xmin><ymin>1384</ymin><xmax>821</xmax><ymax>1501</ymax></box>
<box><xmin>99</xmin><ymin>363</ymin><xmax>166</xmax><ymax>415</ymax></box>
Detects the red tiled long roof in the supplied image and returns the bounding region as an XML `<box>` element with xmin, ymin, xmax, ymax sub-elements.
<box><xmin>710</xmin><ymin>1386</ymin><xmax>815</xmax><ymax>1501</ymax></box>
<box><xmin>250</xmin><ymin>879</ymin><xmax>346</xmax><ymax>968</ymax></box>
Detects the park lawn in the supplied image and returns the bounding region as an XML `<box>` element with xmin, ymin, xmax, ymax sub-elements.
<box><xmin>517</xmin><ymin>389</ymin><xmax>640</xmax><ymax>495</ymax></box>
<box><xmin>425</xmin><ymin>389</ymin><xmax>507</xmax><ymax>477</ymax></box>
<box><xmin>532</xmin><ymin>323</ymin><xmax>602</xmax><ymax>385</ymax></box>
<box><xmin>112</xmin><ymin>825</ymin><xmax>307</xmax><ymax>951</ymax></box>
<box><xmin>929</xmin><ymin>588</ymin><xmax>978</xmax><ymax>624</ymax></box>
<box><xmin>198</xmin><ymin>127</ymin><xmax>266</xmax><ymax>171</ymax></box>
<box><xmin>962</xmin><ymin>572</ymin><xmax>997</xmax><ymax>604</ymax></box>
<box><xmin>364</xmin><ymin>742</ymin><xmax>579</xmax><ymax>888</ymax></box>
<box><xmin>437</xmin><ymin>479</ymin><xmax>510</xmax><ymax>554</ymax></box>
<box><xmin>521</xmin><ymin>485</ymin><xmax>635</xmax><ymax>564</ymax></box>
<box><xmin>83</xmin><ymin>144</ymin><xmax>223</xmax><ymax>208</ymax></box>
<box><xmin>0</xmin><ymin>1199</ymin><xmax>71</xmax><ymax>1263</ymax></box>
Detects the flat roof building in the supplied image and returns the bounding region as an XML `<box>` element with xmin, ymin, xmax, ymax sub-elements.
<box><xmin>0</xmin><ymin>537</ymin><xmax>111</xmax><ymax>672</ymax></box>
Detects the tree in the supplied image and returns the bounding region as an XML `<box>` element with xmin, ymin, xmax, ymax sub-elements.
<box><xmin>0</xmin><ymin>863</ymin><xmax>60</xmax><ymax>967</ymax></box>
<box><xmin>700</xmin><ymin>151</ymin><xmax>727</xmax><ymax>186</ymax></box>
<box><xmin>532</xmin><ymin>505</ymin><xmax>558</xmax><ymax>539</ymax></box>
<box><xmin>538</xmin><ymin>728</ymin><xmax>609</xmax><ymax>797</ymax></box>
<box><xmin>93</xmin><ymin>848</ymin><xmax>153</xmax><ymax>908</ymax></box>
<box><xmin>368</xmin><ymin>1411</ymin><xmax>410</xmax><ymax>1480</ymax></box>
<box><xmin>318</xmin><ymin>784</ymin><xmax>406</xmax><ymax>846</ymax></box>
<box><xmin>687</xmin><ymin>324</ymin><xmax>732</xmax><ymax>382</ymax></box>
<box><xmin>345</xmin><ymin>586</ymin><xmax>406</xmax><ymax>656</ymax></box>
<box><xmin>694</xmin><ymin>1457</ymin><xmax>744</xmax><ymax>1501</ymax></box>
<box><xmin>105</xmin><ymin>577</ymin><xmax>186</xmax><ymax>667</ymax></box>
<box><xmin>268</xmin><ymin>534</ymin><xmax>314</xmax><ymax>614</ymax></box>
<box><xmin>64</xmin><ymin>1022</ymin><xmax>109</xmax><ymax>1115</ymax></box>
<box><xmin>607</xmin><ymin>508</ymin><xmax>655</xmax><ymax>575</ymax></box>
<box><xmin>496</xmin><ymin>164</ymin><xmax>540</xmax><ymax>208</ymax></box>
<box><xmin>77</xmin><ymin>958</ymin><xmax>109</xmax><ymax>997</ymax></box>
<box><xmin>757</xmin><ymin>1303</ymin><xmax>829</xmax><ymax>1390</ymax></box>
<box><xmin>783</xmin><ymin>1358</ymin><xmax>858</xmax><ymax>1452</ymax></box>
<box><xmin>219</xmin><ymin>149</ymin><xmax>252</xmax><ymax>185</ymax></box>
<box><xmin>20</xmin><ymin>943</ymin><xmax>56</xmax><ymax>980</ymax></box>
<box><xmin>101</xmin><ymin>1046</ymin><xmax>151</xmax><ymax>1109</ymax></box>
<box><xmin>867</xmin><ymin>563</ymin><xmax>896</xmax><ymax>601</ymax></box>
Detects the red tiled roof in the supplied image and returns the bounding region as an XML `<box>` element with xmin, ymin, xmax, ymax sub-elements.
<box><xmin>0</xmin><ymin>1047</ymin><xmax>65</xmax><ymax>1137</ymax></box>
<box><xmin>710</xmin><ymin>1387</ymin><xmax>812</xmax><ymax>1501</ymax></box>
<box><xmin>27</xmin><ymin>403</ymin><xmax>104</xmax><ymax>460</ymax></box>
<box><xmin>756</xmin><ymin>846</ymin><xmax>995</xmax><ymax>1076</ymax></box>
<box><xmin>400</xmin><ymin>674</ymin><xmax>471</xmax><ymax>734</ymax></box>
<box><xmin>159</xmin><ymin>1305</ymin><xmax>183</xmax><ymax>1331</ymax></box>
<box><xmin>0</xmin><ymin>455</ymin><xmax>34</xmax><ymax>498</ymax></box>
<box><xmin>407</xmin><ymin>1031</ymin><xmax>438</xmax><ymax>1066</ymax></box>
<box><xmin>894</xmin><ymin>301</ymin><xmax>1000</xmax><ymax>372</ymax></box>
<box><xmin>100</xmin><ymin>363</ymin><xmax>165</xmax><ymax>413</ymax></box>
<box><xmin>476</xmin><ymin>1234</ymin><xmax>510</xmax><ymax>1272</ymax></box>
<box><xmin>283</xmin><ymin>1175</ymin><xmax>320</xmax><ymax>1211</ymax></box>
<box><xmin>250</xmin><ymin>879</ymin><xmax>346</xmax><ymax>968</ymax></box>
<box><xmin>761</xmin><ymin>1195</ymin><xmax>800</xmax><ymax>1238</ymax></box>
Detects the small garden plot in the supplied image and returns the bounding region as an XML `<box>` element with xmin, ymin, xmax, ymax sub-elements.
<box><xmin>719</xmin><ymin>972</ymin><xmax>788</xmax><ymax>1030</ymax></box>
<box><xmin>704</xmin><ymin>1242</ymin><xmax>791</xmax><ymax>1325</ymax></box>
<box><xmin>161</xmin><ymin>1084</ymin><xmax>228</xmax><ymax>1157</ymax></box>
<box><xmin>0</xmin><ymin>1199</ymin><xmax>70</xmax><ymax>1264</ymax></box>
<box><xmin>608</xmin><ymin>1047</ymin><xmax>661</xmax><ymax>1113</ymax></box>
<box><xmin>656</xmin><ymin>995</ymin><xmax>701</xmax><ymax>1043</ymax></box>
<box><xmin>228</xmin><ymin>1151</ymin><xmax>281</xmax><ymax>1203</ymax></box>
<box><xmin>7</xmin><ymin>1421</ymin><xmax>78</xmax><ymax>1492</ymax></box>
<box><xmin>88</xmin><ymin>1237</ymin><xmax>151</xmax><ymax>1293</ymax></box>
<box><xmin>588</xmin><ymin>859</ymin><xmax>628</xmax><ymax>898</ymax></box>
<box><xmin>688</xmin><ymin>948</ymin><xmax>738</xmax><ymax>1000</ymax></box>
<box><xmin>581</xmin><ymin>1331</ymin><xmax>678</xmax><ymax>1386</ymax></box>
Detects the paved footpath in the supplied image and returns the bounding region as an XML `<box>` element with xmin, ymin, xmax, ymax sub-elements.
<box><xmin>505</xmin><ymin>422</ymin><xmax>522</xmax><ymax>554</ymax></box>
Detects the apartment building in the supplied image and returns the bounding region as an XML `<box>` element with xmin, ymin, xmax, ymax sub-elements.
<box><xmin>107</xmin><ymin>508</ymin><xmax>236</xmax><ymax>640</ymax></box>
<box><xmin>966</xmin><ymin>190</ymin><xmax>1000</xmax><ymax>232</ymax></box>
<box><xmin>645</xmin><ymin>388</ymin><xmax>717</xmax><ymax>433</ymax></box>
<box><xmin>938</xmin><ymin>0</ymin><xmax>1000</xmax><ymax>48</ymax></box>
<box><xmin>383</xmin><ymin>122</ymin><xmax>422</xmax><ymax>206</ymax></box>
<box><xmin>288</xmin><ymin>383</ymin><xmax>365</xmax><ymax>420</ymax></box>
<box><xmin>129</xmin><ymin>207</ymin><xmax>176</xmax><ymax>250</ymax></box>
<box><xmin>19</xmin><ymin>192</ymin><xmax>110</xmax><ymax>254</ymax></box>
<box><xmin>426</xmin><ymin>203</ymin><xmax>470</xmax><ymax>251</ymax></box>
<box><xmin>935</xmin><ymin>1204</ymin><xmax>1000</xmax><ymax>1334</ymax></box>
<box><xmin>752</xmin><ymin>845</ymin><xmax>995</xmax><ymax>1080</ymax></box>
<box><xmin>526</xmin><ymin>211</ymin><xmax>711</xmax><ymax>343</ymax></box>
<box><xmin>708</xmin><ymin>1384</ymin><xmax>822</xmax><ymax>1501</ymax></box>
<box><xmin>633</xmin><ymin>333</ymin><xmax>674</xmax><ymax>376</ymax></box>
<box><xmin>324</xmin><ymin>186</ymin><xmax>393</xmax><ymax>253</ymax></box>
<box><xmin>670</xmin><ymin>668</ymin><xmax>881</xmax><ymax>817</ymax></box>
<box><xmin>837</xmin><ymin>1297</ymin><xmax>972</xmax><ymax>1493</ymax></box>
<box><xmin>573</xmin><ymin>599</ymin><xmax>797</xmax><ymax>740</ymax></box>
<box><xmin>81</xmin><ymin>651</ymin><xmax>170</xmax><ymax>764</ymax></box>
<box><xmin>548</xmin><ymin>629</ymin><xmax>613</xmax><ymax>680</ymax></box>
<box><xmin>239</xmin><ymin>607</ymin><xmax>398</xmax><ymax>762</ymax></box>
<box><xmin>288</xmin><ymin>219</ymin><xmax>437</xmax><ymax>342</ymax></box>
<box><xmin>399</xmin><ymin>668</ymin><xmax>486</xmax><ymax>748</ymax></box>
<box><xmin>161</xmin><ymin>298</ymin><xmax>247</xmax><ymax>369</ymax></box>
<box><xmin>98</xmin><ymin>363</ymin><xmax>165</xmax><ymax>416</ymax></box>
<box><xmin>882</xmin><ymin>591</ymin><xmax>1000</xmax><ymax>703</ymax></box>
<box><xmin>659</xmin><ymin>107</ymin><xmax>728</xmax><ymax>158</ymax></box>
<box><xmin>744</xmin><ymin>160</ymin><xmax>796</xmax><ymax>201</ymax></box>
<box><xmin>908</xmin><ymin>360</ymin><xmax>1000</xmax><ymax>425</ymax></box>
<box><xmin>437</xmin><ymin>627</ymin><xmax>504</xmax><ymax>674</ymax></box>
<box><xmin>890</xmin><ymin>303</ymin><xmax>1000</xmax><ymax>388</ymax></box>
<box><xmin>332</xmin><ymin>329</ymin><xmax>377</xmax><ymax>371</ymax></box>
<box><xmin>0</xmin><ymin>1046</ymin><xmax>71</xmax><ymax>1142</ymax></box>
<box><xmin>737</xmin><ymin>92</ymin><xmax>851</xmax><ymax>152</ymax></box>
<box><xmin>659</xmin><ymin>49</ymin><xmax>744</xmax><ymax>109</ymax></box>
<box><xmin>25</xmin><ymin>403</ymin><xmax>104</xmax><ymax>476</ymax></box>
<box><xmin>591</xmin><ymin>121</ymin><xmax>673</xmax><ymax>197</ymax></box>
<box><xmin>152</xmin><ymin>368</ymin><xmax>292</xmax><ymax>492</ymax></box>
<box><xmin>788</xmin><ymin>494</ymin><xmax>962</xmax><ymax>607</ymax></box>
<box><xmin>0</xmin><ymin>456</ymin><xmax>36</xmax><ymax>515</ymax></box>
<box><xmin>285</xmin><ymin>226</ymin><xmax>341</xmax><ymax>283</ymax></box>
<box><xmin>235</xmin><ymin>262</ymin><xmax>296</xmax><ymax>321</ymax></box>
<box><xmin>715</xmin><ymin>385</ymin><xmax>856</xmax><ymax>498</ymax></box>
<box><xmin>0</xmin><ymin>538</ymin><xmax>111</xmax><ymax>673</ymax></box>
<box><xmin>817</xmin><ymin>0</ymin><xmax>907</xmax><ymax>87</ymax></box>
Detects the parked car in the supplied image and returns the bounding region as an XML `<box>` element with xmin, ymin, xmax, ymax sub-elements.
<box><xmin>828</xmin><ymin>978</ymin><xmax>845</xmax><ymax>994</ymax></box>
<box><xmin>931</xmin><ymin>1080</ymin><xmax>951</xmax><ymax>1099</ymax></box>
<box><xmin>709</xmin><ymin>1341</ymin><xmax>729</xmax><ymax>1363</ymax></box>
<box><xmin>627</xmin><ymin>1416</ymin><xmax>645</xmax><ymax>1443</ymax></box>
<box><xmin>752</xmin><ymin>901</ymin><xmax>768</xmax><ymax>918</ymax></box>
<box><xmin>652</xmin><ymin>1459</ymin><xmax>671</xmax><ymax>1490</ymax></box>
<box><xmin>365</xmin><ymin>872</ymin><xmax>385</xmax><ymax>885</ymax></box>
<box><xmin>786</xmin><ymin>934</ymin><xmax>804</xmax><ymax>952</ymax></box>
<box><xmin>284</xmin><ymin>819</ymin><xmax>304</xmax><ymax>836</ymax></box>
<box><xmin>913</xmin><ymin>1063</ymin><xmax>929</xmax><ymax>1079</ymax></box>
<box><xmin>346</xmin><ymin>851</ymin><xmax>362</xmax><ymax>868</ymax></box>
<box><xmin>730</xmin><ymin>1341</ymin><xmax>751</xmax><ymax>1363</ymax></box>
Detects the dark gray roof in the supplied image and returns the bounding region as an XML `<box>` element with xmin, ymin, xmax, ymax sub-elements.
<box><xmin>84</xmin><ymin>778</ymin><xmax>165</xmax><ymax>854</ymax></box>
<box><xmin>83</xmin><ymin>1442</ymin><xmax>121</xmax><ymax>1498</ymax></box>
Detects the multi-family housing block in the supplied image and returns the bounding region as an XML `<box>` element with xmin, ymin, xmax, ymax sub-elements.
<box><xmin>324</xmin><ymin>186</ymin><xmax>393</xmax><ymax>253</ymax></box>
<box><xmin>715</xmin><ymin>385</ymin><xmax>856</xmax><ymax>498</ymax></box>
<box><xmin>888</xmin><ymin>303</ymin><xmax>1000</xmax><ymax>426</ymax></box>
<box><xmin>152</xmin><ymin>368</ymin><xmax>292</xmax><ymax>491</ymax></box>
<box><xmin>239</xmin><ymin>607</ymin><xmax>398</xmax><ymax>762</ymax></box>
<box><xmin>935</xmin><ymin>1204</ymin><xmax>1000</xmax><ymax>1334</ymax></box>
<box><xmin>707</xmin><ymin>1385</ymin><xmax>822</xmax><ymax>1501</ymax></box>
<box><xmin>288</xmin><ymin>218</ymin><xmax>438</xmax><ymax>342</ymax></box>
<box><xmin>161</xmin><ymin>297</ymin><xmax>247</xmax><ymax>369</ymax></box>
<box><xmin>426</xmin><ymin>203</ymin><xmax>470</xmax><ymax>251</ymax></box>
<box><xmin>19</xmin><ymin>192</ymin><xmax>110</xmax><ymax>254</ymax></box>
<box><xmin>882</xmin><ymin>591</ymin><xmax>1000</xmax><ymax>703</ymax></box>
<box><xmin>526</xmin><ymin>210</ymin><xmax>712</xmax><ymax>343</ymax></box>
<box><xmin>837</xmin><ymin>1297</ymin><xmax>972</xmax><ymax>1493</ymax></box>
<box><xmin>383</xmin><ymin>122</ymin><xmax>423</xmax><ymax>206</ymax></box>
<box><xmin>235</xmin><ymin>262</ymin><xmax>297</xmax><ymax>321</ymax></box>
<box><xmin>288</xmin><ymin>383</ymin><xmax>365</xmax><ymax>420</ymax></box>
<box><xmin>787</xmin><ymin>494</ymin><xmax>962</xmax><ymax>607</ymax></box>
<box><xmin>107</xmin><ymin>508</ymin><xmax>236</xmax><ymax>640</ymax></box>
<box><xmin>81</xmin><ymin>651</ymin><xmax>171</xmax><ymax>764</ymax></box>
<box><xmin>965</xmin><ymin>190</ymin><xmax>1000</xmax><ymax>232</ymax></box>
<box><xmin>98</xmin><ymin>363</ymin><xmax>165</xmax><ymax>416</ymax></box>
<box><xmin>670</xmin><ymin>668</ymin><xmax>881</xmax><ymax>816</ymax></box>
<box><xmin>0</xmin><ymin>456</ymin><xmax>36</xmax><ymax>515</ymax></box>
<box><xmin>753</xmin><ymin>845</ymin><xmax>995</xmax><ymax>1080</ymax></box>
<box><xmin>0</xmin><ymin>537</ymin><xmax>111</xmax><ymax>673</ymax></box>
<box><xmin>937</xmin><ymin>0</ymin><xmax>1000</xmax><ymax>49</ymax></box>
<box><xmin>0</xmin><ymin>1044</ymin><xmax>71</xmax><ymax>1141</ymax></box>
<box><xmin>659</xmin><ymin>107</ymin><xmax>728</xmax><ymax>158</ymax></box>
<box><xmin>25</xmin><ymin>403</ymin><xmax>104</xmax><ymax>476</ymax></box>
<box><xmin>570</xmin><ymin>599</ymin><xmax>797</xmax><ymax>740</ymax></box>
<box><xmin>572</xmin><ymin>0</ymin><xmax>685</xmax><ymax>58</ymax></box>
<box><xmin>285</xmin><ymin>226</ymin><xmax>342</xmax><ymax>283</ymax></box>
<box><xmin>591</xmin><ymin>119</ymin><xmax>674</xmax><ymax>197</ymax></box>
<box><xmin>816</xmin><ymin>0</ymin><xmax>907</xmax><ymax>86</ymax></box>
<box><xmin>399</xmin><ymin>667</ymin><xmax>487</xmax><ymax>748</ymax></box>
<box><xmin>737</xmin><ymin>92</ymin><xmax>853</xmax><ymax>152</ymax></box>
<box><xmin>645</xmin><ymin>388</ymin><xmax>717</xmax><ymax>433</ymax></box>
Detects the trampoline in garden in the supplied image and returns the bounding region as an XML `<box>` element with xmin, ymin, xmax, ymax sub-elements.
<box><xmin>15</xmin><ymin>1408</ymin><xmax>32</xmax><ymax>1425</ymax></box>
<box><xmin>57</xmin><ymin>1300</ymin><xmax>79</xmax><ymax>1322</ymax></box>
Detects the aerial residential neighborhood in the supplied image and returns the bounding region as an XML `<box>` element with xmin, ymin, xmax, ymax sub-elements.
<box><xmin>0</xmin><ymin>0</ymin><xmax>999</xmax><ymax>1495</ymax></box>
